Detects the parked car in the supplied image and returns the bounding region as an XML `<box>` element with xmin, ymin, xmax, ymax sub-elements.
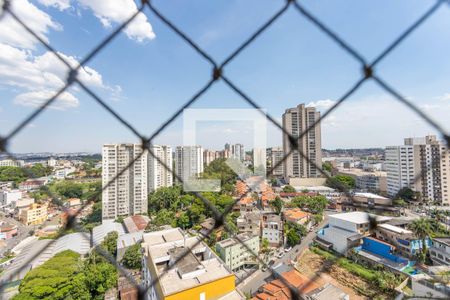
<box><xmin>261</xmin><ymin>265</ymin><xmax>268</xmax><ymax>272</ymax></box>
<box><xmin>277</xmin><ymin>252</ymin><xmax>284</xmax><ymax>258</ymax></box>
<box><xmin>284</xmin><ymin>246</ymin><xmax>292</xmax><ymax>252</ymax></box>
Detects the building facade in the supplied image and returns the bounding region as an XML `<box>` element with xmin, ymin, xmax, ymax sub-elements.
<box><xmin>175</xmin><ymin>146</ymin><xmax>203</xmax><ymax>183</ymax></box>
<box><xmin>102</xmin><ymin>144</ymin><xmax>148</xmax><ymax>220</ymax></box>
<box><xmin>231</xmin><ymin>144</ymin><xmax>245</xmax><ymax>161</ymax></box>
<box><xmin>19</xmin><ymin>203</ymin><xmax>48</xmax><ymax>226</ymax></box>
<box><xmin>216</xmin><ymin>233</ymin><xmax>259</xmax><ymax>271</ymax></box>
<box><xmin>386</xmin><ymin>135</ymin><xmax>449</xmax><ymax>204</ymax></box>
<box><xmin>269</xmin><ymin>147</ymin><xmax>284</xmax><ymax>177</ymax></box>
<box><xmin>429</xmin><ymin>237</ymin><xmax>450</xmax><ymax>266</ymax></box>
<box><xmin>262</xmin><ymin>214</ymin><xmax>283</xmax><ymax>246</ymax></box>
<box><xmin>282</xmin><ymin>104</ymin><xmax>322</xmax><ymax>179</ymax></box>
<box><xmin>148</xmin><ymin>145</ymin><xmax>173</xmax><ymax>192</ymax></box>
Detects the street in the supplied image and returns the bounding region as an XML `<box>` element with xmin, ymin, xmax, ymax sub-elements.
<box><xmin>238</xmin><ymin>212</ymin><xmax>330</xmax><ymax>295</ymax></box>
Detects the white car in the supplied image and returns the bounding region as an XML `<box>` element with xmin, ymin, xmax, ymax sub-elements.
<box><xmin>277</xmin><ymin>252</ymin><xmax>284</xmax><ymax>258</ymax></box>
<box><xmin>284</xmin><ymin>246</ymin><xmax>292</xmax><ymax>252</ymax></box>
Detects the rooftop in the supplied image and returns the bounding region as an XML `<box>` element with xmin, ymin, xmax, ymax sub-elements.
<box><xmin>284</xmin><ymin>208</ymin><xmax>309</xmax><ymax>220</ymax></box>
<box><xmin>354</xmin><ymin>192</ymin><xmax>389</xmax><ymax>200</ymax></box>
<box><xmin>433</xmin><ymin>237</ymin><xmax>450</xmax><ymax>247</ymax></box>
<box><xmin>216</xmin><ymin>233</ymin><xmax>257</xmax><ymax>248</ymax></box>
<box><xmin>123</xmin><ymin>215</ymin><xmax>150</xmax><ymax>233</ymax></box>
<box><xmin>142</xmin><ymin>228</ymin><xmax>235</xmax><ymax>297</ymax></box>
<box><xmin>330</xmin><ymin>211</ymin><xmax>391</xmax><ymax>224</ymax></box>
<box><xmin>378</xmin><ymin>223</ymin><xmax>412</xmax><ymax>235</ymax></box>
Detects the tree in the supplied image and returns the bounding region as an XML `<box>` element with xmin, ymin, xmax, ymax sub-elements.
<box><xmin>0</xmin><ymin>166</ymin><xmax>27</xmax><ymax>183</ymax></box>
<box><xmin>176</xmin><ymin>212</ymin><xmax>191</xmax><ymax>229</ymax></box>
<box><xmin>13</xmin><ymin>250</ymin><xmax>90</xmax><ymax>300</ymax></box>
<box><xmin>286</xmin><ymin>229</ymin><xmax>301</xmax><ymax>246</ymax></box>
<box><xmin>54</xmin><ymin>181</ymin><xmax>83</xmax><ymax>199</ymax></box>
<box><xmin>28</xmin><ymin>163</ymin><xmax>53</xmax><ymax>178</ymax></box>
<box><xmin>101</xmin><ymin>231</ymin><xmax>118</xmax><ymax>257</ymax></box>
<box><xmin>292</xmin><ymin>195</ymin><xmax>328</xmax><ymax>214</ymax></box>
<box><xmin>282</xmin><ymin>185</ymin><xmax>296</xmax><ymax>193</ymax></box>
<box><xmin>325</xmin><ymin>175</ymin><xmax>355</xmax><ymax>190</ymax></box>
<box><xmin>395</xmin><ymin>187</ymin><xmax>420</xmax><ymax>202</ymax></box>
<box><xmin>83</xmin><ymin>261</ymin><xmax>117</xmax><ymax>299</ymax></box>
<box><xmin>393</xmin><ymin>199</ymin><xmax>407</xmax><ymax>207</ymax></box>
<box><xmin>202</xmin><ymin>158</ymin><xmax>238</xmax><ymax>194</ymax></box>
<box><xmin>121</xmin><ymin>243</ymin><xmax>142</xmax><ymax>270</ymax></box>
<box><xmin>270</xmin><ymin>196</ymin><xmax>283</xmax><ymax>214</ymax></box>
<box><xmin>261</xmin><ymin>238</ymin><xmax>270</xmax><ymax>253</ymax></box>
<box><xmin>154</xmin><ymin>209</ymin><xmax>176</xmax><ymax>226</ymax></box>
<box><xmin>322</xmin><ymin>161</ymin><xmax>333</xmax><ymax>173</ymax></box>
<box><xmin>148</xmin><ymin>186</ymin><xmax>181</xmax><ymax>212</ymax></box>
<box><xmin>408</xmin><ymin>218</ymin><xmax>431</xmax><ymax>260</ymax></box>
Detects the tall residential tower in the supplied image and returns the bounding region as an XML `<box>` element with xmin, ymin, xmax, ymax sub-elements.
<box><xmin>102</xmin><ymin>144</ymin><xmax>148</xmax><ymax>220</ymax></box>
<box><xmin>282</xmin><ymin>103</ymin><xmax>322</xmax><ymax>179</ymax></box>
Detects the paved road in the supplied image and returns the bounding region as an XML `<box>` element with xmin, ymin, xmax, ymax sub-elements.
<box><xmin>238</xmin><ymin>212</ymin><xmax>330</xmax><ymax>295</ymax></box>
<box><xmin>0</xmin><ymin>214</ymin><xmax>33</xmax><ymax>256</ymax></box>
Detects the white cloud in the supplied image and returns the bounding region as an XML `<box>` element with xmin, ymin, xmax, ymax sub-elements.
<box><xmin>14</xmin><ymin>90</ymin><xmax>79</xmax><ymax>110</ymax></box>
<box><xmin>437</xmin><ymin>92</ymin><xmax>450</xmax><ymax>101</ymax></box>
<box><xmin>37</xmin><ymin>0</ymin><xmax>70</xmax><ymax>11</ymax></box>
<box><xmin>0</xmin><ymin>1</ymin><xmax>122</xmax><ymax>110</ymax></box>
<box><xmin>0</xmin><ymin>0</ymin><xmax>61</xmax><ymax>49</ymax></box>
<box><xmin>306</xmin><ymin>99</ymin><xmax>336</xmax><ymax>110</ymax></box>
<box><xmin>77</xmin><ymin>0</ymin><xmax>155</xmax><ymax>42</ymax></box>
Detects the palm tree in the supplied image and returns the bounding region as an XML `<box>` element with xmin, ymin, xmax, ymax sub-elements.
<box><xmin>408</xmin><ymin>218</ymin><xmax>432</xmax><ymax>259</ymax></box>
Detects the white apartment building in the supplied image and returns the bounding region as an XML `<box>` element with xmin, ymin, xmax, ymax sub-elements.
<box><xmin>148</xmin><ymin>145</ymin><xmax>173</xmax><ymax>192</ymax></box>
<box><xmin>175</xmin><ymin>146</ymin><xmax>203</xmax><ymax>183</ymax></box>
<box><xmin>282</xmin><ymin>104</ymin><xmax>322</xmax><ymax>179</ymax></box>
<box><xmin>0</xmin><ymin>190</ymin><xmax>22</xmax><ymax>206</ymax></box>
<box><xmin>440</xmin><ymin>145</ymin><xmax>450</xmax><ymax>205</ymax></box>
<box><xmin>216</xmin><ymin>233</ymin><xmax>260</xmax><ymax>271</ymax></box>
<box><xmin>262</xmin><ymin>214</ymin><xmax>283</xmax><ymax>246</ymax></box>
<box><xmin>231</xmin><ymin>143</ymin><xmax>245</xmax><ymax>161</ymax></box>
<box><xmin>0</xmin><ymin>159</ymin><xmax>24</xmax><ymax>167</ymax></box>
<box><xmin>386</xmin><ymin>135</ymin><xmax>449</xmax><ymax>204</ymax></box>
<box><xmin>102</xmin><ymin>144</ymin><xmax>148</xmax><ymax>220</ymax></box>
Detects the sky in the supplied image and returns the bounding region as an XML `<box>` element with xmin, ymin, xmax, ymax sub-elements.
<box><xmin>0</xmin><ymin>0</ymin><xmax>449</xmax><ymax>153</ymax></box>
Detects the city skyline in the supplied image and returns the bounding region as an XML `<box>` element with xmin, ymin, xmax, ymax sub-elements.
<box><xmin>0</xmin><ymin>0</ymin><xmax>449</xmax><ymax>153</ymax></box>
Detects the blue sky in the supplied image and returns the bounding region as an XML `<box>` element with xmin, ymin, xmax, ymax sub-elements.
<box><xmin>0</xmin><ymin>0</ymin><xmax>449</xmax><ymax>153</ymax></box>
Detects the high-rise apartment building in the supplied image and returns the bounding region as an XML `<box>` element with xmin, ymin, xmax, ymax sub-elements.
<box><xmin>175</xmin><ymin>146</ymin><xmax>204</xmax><ymax>183</ymax></box>
<box><xmin>102</xmin><ymin>144</ymin><xmax>148</xmax><ymax>220</ymax></box>
<box><xmin>231</xmin><ymin>143</ymin><xmax>245</xmax><ymax>161</ymax></box>
<box><xmin>386</xmin><ymin>135</ymin><xmax>449</xmax><ymax>204</ymax></box>
<box><xmin>282</xmin><ymin>104</ymin><xmax>322</xmax><ymax>179</ymax></box>
<box><xmin>203</xmin><ymin>149</ymin><xmax>218</xmax><ymax>166</ymax></box>
<box><xmin>148</xmin><ymin>145</ymin><xmax>173</xmax><ymax>192</ymax></box>
<box><xmin>269</xmin><ymin>147</ymin><xmax>284</xmax><ymax>176</ymax></box>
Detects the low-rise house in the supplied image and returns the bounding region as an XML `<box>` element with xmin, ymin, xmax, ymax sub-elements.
<box><xmin>430</xmin><ymin>237</ymin><xmax>450</xmax><ymax>266</ymax></box>
<box><xmin>283</xmin><ymin>208</ymin><xmax>311</xmax><ymax>229</ymax></box>
<box><xmin>316</xmin><ymin>211</ymin><xmax>391</xmax><ymax>255</ymax></box>
<box><xmin>0</xmin><ymin>222</ymin><xmax>18</xmax><ymax>239</ymax></box>
<box><xmin>234</xmin><ymin>196</ymin><xmax>256</xmax><ymax>213</ymax></box>
<box><xmin>216</xmin><ymin>233</ymin><xmax>259</xmax><ymax>272</ymax></box>
<box><xmin>354</xmin><ymin>237</ymin><xmax>410</xmax><ymax>273</ymax></box>
<box><xmin>252</xmin><ymin>269</ymin><xmax>321</xmax><ymax>300</ymax></box>
<box><xmin>19</xmin><ymin>203</ymin><xmax>48</xmax><ymax>226</ymax></box>
<box><xmin>142</xmin><ymin>227</ymin><xmax>243</xmax><ymax>300</ymax></box>
<box><xmin>262</xmin><ymin>214</ymin><xmax>283</xmax><ymax>247</ymax></box>
<box><xmin>18</xmin><ymin>179</ymin><xmax>47</xmax><ymax>191</ymax></box>
<box><xmin>411</xmin><ymin>273</ymin><xmax>450</xmax><ymax>298</ymax></box>
<box><xmin>237</xmin><ymin>212</ymin><xmax>261</xmax><ymax>237</ymax></box>
<box><xmin>375</xmin><ymin>223</ymin><xmax>430</xmax><ymax>258</ymax></box>
<box><xmin>66</xmin><ymin>198</ymin><xmax>82</xmax><ymax>208</ymax></box>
